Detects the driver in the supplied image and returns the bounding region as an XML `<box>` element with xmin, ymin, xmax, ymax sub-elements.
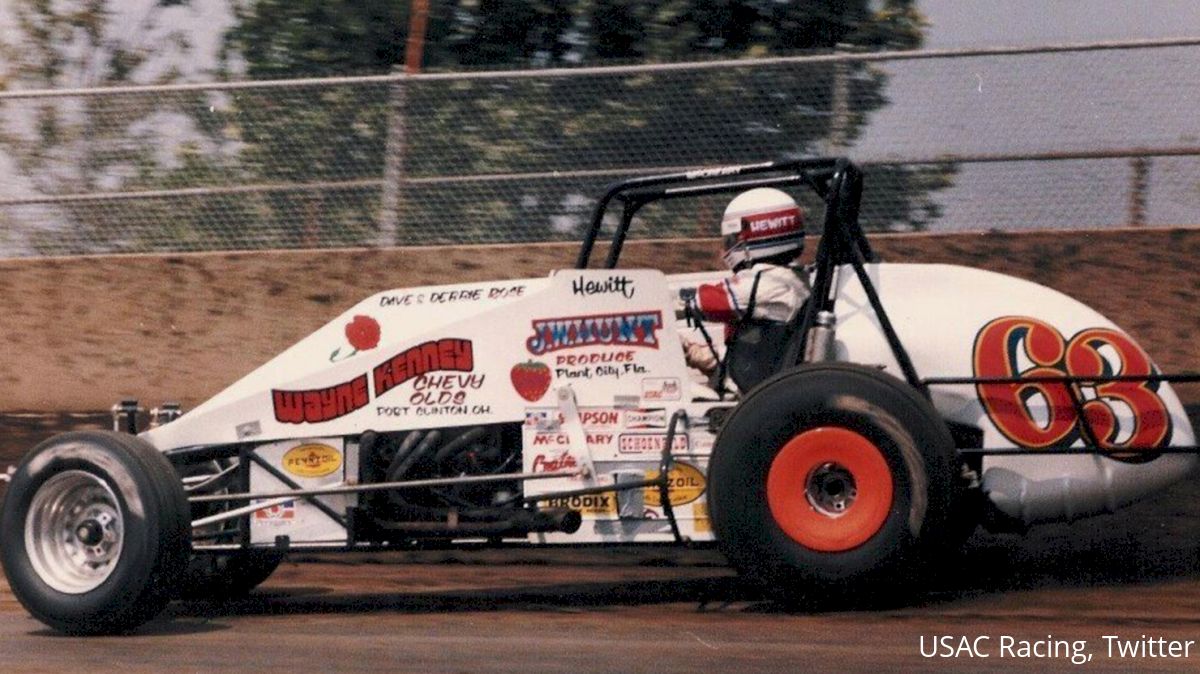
<box><xmin>680</xmin><ymin>187</ymin><xmax>810</xmax><ymax>375</ymax></box>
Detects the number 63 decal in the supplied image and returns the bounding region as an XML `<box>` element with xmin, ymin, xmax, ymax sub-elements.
<box><xmin>972</xmin><ymin>316</ymin><xmax>1170</xmax><ymax>460</ymax></box>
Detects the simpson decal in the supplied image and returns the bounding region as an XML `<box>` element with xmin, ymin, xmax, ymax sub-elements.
<box><xmin>526</xmin><ymin>311</ymin><xmax>663</xmax><ymax>355</ymax></box>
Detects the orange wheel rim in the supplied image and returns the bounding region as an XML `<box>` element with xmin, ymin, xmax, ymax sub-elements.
<box><xmin>767</xmin><ymin>426</ymin><xmax>894</xmax><ymax>552</ymax></box>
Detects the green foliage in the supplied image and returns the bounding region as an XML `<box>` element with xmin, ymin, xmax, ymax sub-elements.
<box><xmin>1</xmin><ymin>0</ymin><xmax>955</xmax><ymax>255</ymax></box>
<box><xmin>216</xmin><ymin>0</ymin><xmax>952</xmax><ymax>241</ymax></box>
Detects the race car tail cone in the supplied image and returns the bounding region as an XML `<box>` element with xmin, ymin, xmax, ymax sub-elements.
<box><xmin>766</xmin><ymin>427</ymin><xmax>894</xmax><ymax>552</ymax></box>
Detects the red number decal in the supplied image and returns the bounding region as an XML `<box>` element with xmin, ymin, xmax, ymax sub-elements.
<box><xmin>1065</xmin><ymin>329</ymin><xmax>1170</xmax><ymax>452</ymax></box>
<box><xmin>973</xmin><ymin>317</ymin><xmax>1078</xmax><ymax>448</ymax></box>
<box><xmin>973</xmin><ymin>317</ymin><xmax>1171</xmax><ymax>459</ymax></box>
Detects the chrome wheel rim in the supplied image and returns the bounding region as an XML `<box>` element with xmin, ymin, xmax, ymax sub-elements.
<box><xmin>24</xmin><ymin>470</ymin><xmax>124</xmax><ymax>594</ymax></box>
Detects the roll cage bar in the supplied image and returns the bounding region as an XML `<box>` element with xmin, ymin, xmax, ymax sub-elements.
<box><xmin>576</xmin><ymin>157</ymin><xmax>920</xmax><ymax>388</ymax></box>
<box><xmin>576</xmin><ymin>157</ymin><xmax>1200</xmax><ymax>459</ymax></box>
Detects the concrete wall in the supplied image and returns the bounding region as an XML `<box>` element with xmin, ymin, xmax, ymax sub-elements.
<box><xmin>2</xmin><ymin>227</ymin><xmax>1196</xmax><ymax>411</ymax></box>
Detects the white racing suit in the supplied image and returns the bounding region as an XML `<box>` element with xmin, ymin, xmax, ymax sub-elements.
<box><xmin>681</xmin><ymin>263</ymin><xmax>811</xmax><ymax>374</ymax></box>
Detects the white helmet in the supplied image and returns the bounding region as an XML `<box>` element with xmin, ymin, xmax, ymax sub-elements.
<box><xmin>720</xmin><ymin>188</ymin><xmax>804</xmax><ymax>269</ymax></box>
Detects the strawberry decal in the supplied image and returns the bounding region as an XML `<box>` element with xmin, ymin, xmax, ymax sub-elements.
<box><xmin>511</xmin><ymin>360</ymin><xmax>551</xmax><ymax>402</ymax></box>
<box><xmin>330</xmin><ymin>315</ymin><xmax>381</xmax><ymax>362</ymax></box>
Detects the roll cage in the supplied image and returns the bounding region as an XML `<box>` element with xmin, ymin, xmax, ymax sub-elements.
<box><xmin>577</xmin><ymin>157</ymin><xmax>1200</xmax><ymax>459</ymax></box>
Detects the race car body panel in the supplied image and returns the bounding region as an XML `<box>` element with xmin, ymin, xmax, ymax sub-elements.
<box><xmin>144</xmin><ymin>262</ymin><xmax>1195</xmax><ymax>535</ymax></box>
<box><xmin>143</xmin><ymin>270</ymin><xmax>693</xmax><ymax>452</ymax></box>
<box><xmin>829</xmin><ymin>263</ymin><xmax>1196</xmax><ymax>525</ymax></box>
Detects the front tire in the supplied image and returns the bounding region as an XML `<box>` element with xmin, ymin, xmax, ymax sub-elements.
<box><xmin>0</xmin><ymin>431</ymin><xmax>191</xmax><ymax>635</ymax></box>
<box><xmin>708</xmin><ymin>363</ymin><xmax>965</xmax><ymax>600</ymax></box>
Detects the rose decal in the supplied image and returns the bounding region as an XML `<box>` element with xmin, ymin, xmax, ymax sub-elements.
<box><xmin>346</xmin><ymin>315</ymin><xmax>381</xmax><ymax>351</ymax></box>
<box><xmin>330</xmin><ymin>315</ymin><xmax>381</xmax><ymax>362</ymax></box>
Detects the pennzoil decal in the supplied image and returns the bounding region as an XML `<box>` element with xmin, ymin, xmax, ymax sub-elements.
<box><xmin>282</xmin><ymin>443</ymin><xmax>343</xmax><ymax>478</ymax></box>
<box><xmin>644</xmin><ymin>462</ymin><xmax>706</xmax><ymax>507</ymax></box>
<box><xmin>526</xmin><ymin>311</ymin><xmax>663</xmax><ymax>355</ymax></box>
<box><xmin>972</xmin><ymin>316</ymin><xmax>1170</xmax><ymax>460</ymax></box>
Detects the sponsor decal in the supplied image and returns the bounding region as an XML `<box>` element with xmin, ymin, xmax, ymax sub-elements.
<box><xmin>571</xmin><ymin>275</ymin><xmax>635</xmax><ymax>299</ymax></box>
<box><xmin>742</xmin><ymin>207</ymin><xmax>802</xmax><ymax>240</ymax></box>
<box><xmin>511</xmin><ymin>360</ymin><xmax>552</xmax><ymax>402</ymax></box>
<box><xmin>624</xmin><ymin>408</ymin><xmax>667</xmax><ymax>430</ymax></box>
<box><xmin>275</xmin><ymin>337</ymin><xmax>474</xmax><ymax>424</ymax></box>
<box><xmin>526</xmin><ymin>311</ymin><xmax>663</xmax><ymax>355</ymax></box>
<box><xmin>553</xmin><ymin>350</ymin><xmax>647</xmax><ymax>381</ymax></box>
<box><xmin>524</xmin><ymin>408</ymin><xmax>622</xmax><ymax>430</ymax></box>
<box><xmin>254</xmin><ymin>500</ymin><xmax>296</xmax><ymax>520</ymax></box>
<box><xmin>330</xmin><ymin>315</ymin><xmax>382</xmax><ymax>362</ymax></box>
<box><xmin>545</xmin><ymin>492</ymin><xmax>616</xmax><ymax>516</ymax></box>
<box><xmin>530</xmin><ymin>452</ymin><xmax>578</xmax><ymax>472</ymax></box>
<box><xmin>373</xmin><ymin>338</ymin><xmax>474</xmax><ymax>398</ymax></box>
<box><xmin>641</xmin><ymin>377</ymin><xmax>681</xmax><ymax>402</ymax></box>
<box><xmin>644</xmin><ymin>462</ymin><xmax>706</xmax><ymax>507</ymax></box>
<box><xmin>618</xmin><ymin>433</ymin><xmax>689</xmax><ymax>454</ymax></box>
<box><xmin>524</xmin><ymin>410</ymin><xmax>558</xmax><ymax>430</ymax></box>
<box><xmin>375</xmin><ymin>373</ymin><xmax>489</xmax><ymax>418</ymax></box>
<box><xmin>378</xmin><ymin>284</ymin><xmax>526</xmax><ymax>307</ymax></box>
<box><xmin>531</xmin><ymin>432</ymin><xmax>614</xmax><ymax>447</ymax></box>
<box><xmin>273</xmin><ymin>375</ymin><xmax>370</xmax><ymax>425</ymax></box>
<box><xmin>282</xmin><ymin>443</ymin><xmax>343</xmax><ymax>478</ymax></box>
<box><xmin>973</xmin><ymin>316</ymin><xmax>1170</xmax><ymax>461</ymax></box>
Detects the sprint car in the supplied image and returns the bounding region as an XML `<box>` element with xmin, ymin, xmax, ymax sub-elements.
<box><xmin>1</xmin><ymin>158</ymin><xmax>1196</xmax><ymax>634</ymax></box>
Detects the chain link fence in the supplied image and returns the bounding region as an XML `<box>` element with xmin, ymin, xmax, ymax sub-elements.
<box><xmin>1</xmin><ymin>38</ymin><xmax>1199</xmax><ymax>258</ymax></box>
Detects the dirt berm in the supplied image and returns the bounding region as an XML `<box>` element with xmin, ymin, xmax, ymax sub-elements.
<box><xmin>0</xmin><ymin>227</ymin><xmax>1195</xmax><ymax>412</ymax></box>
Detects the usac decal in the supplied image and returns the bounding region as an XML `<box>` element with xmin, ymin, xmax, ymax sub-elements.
<box><xmin>972</xmin><ymin>316</ymin><xmax>1170</xmax><ymax>462</ymax></box>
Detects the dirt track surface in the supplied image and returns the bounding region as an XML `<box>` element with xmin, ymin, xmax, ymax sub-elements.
<box><xmin>1</xmin><ymin>410</ymin><xmax>1200</xmax><ymax>672</ymax></box>
<box><xmin>4</xmin><ymin>538</ymin><xmax>1200</xmax><ymax>673</ymax></box>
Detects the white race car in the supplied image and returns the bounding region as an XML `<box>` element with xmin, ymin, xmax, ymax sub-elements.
<box><xmin>2</xmin><ymin>158</ymin><xmax>1195</xmax><ymax>634</ymax></box>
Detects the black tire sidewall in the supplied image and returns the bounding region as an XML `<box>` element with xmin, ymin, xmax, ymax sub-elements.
<box><xmin>709</xmin><ymin>363</ymin><xmax>960</xmax><ymax>591</ymax></box>
<box><xmin>0</xmin><ymin>432</ymin><xmax>189</xmax><ymax>634</ymax></box>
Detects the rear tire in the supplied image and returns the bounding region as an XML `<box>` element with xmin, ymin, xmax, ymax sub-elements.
<box><xmin>0</xmin><ymin>431</ymin><xmax>191</xmax><ymax>634</ymax></box>
<box><xmin>708</xmin><ymin>363</ymin><xmax>965</xmax><ymax>601</ymax></box>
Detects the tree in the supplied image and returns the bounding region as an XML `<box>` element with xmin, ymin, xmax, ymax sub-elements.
<box><xmin>0</xmin><ymin>0</ymin><xmax>279</xmax><ymax>254</ymax></box>
<box><xmin>219</xmin><ymin>0</ymin><xmax>951</xmax><ymax>244</ymax></box>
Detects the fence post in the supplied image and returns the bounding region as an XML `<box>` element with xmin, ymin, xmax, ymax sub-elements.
<box><xmin>1127</xmin><ymin>157</ymin><xmax>1149</xmax><ymax>226</ymax></box>
<box><xmin>379</xmin><ymin>72</ymin><xmax>406</xmax><ymax>247</ymax></box>
<box><xmin>826</xmin><ymin>46</ymin><xmax>854</xmax><ymax>154</ymax></box>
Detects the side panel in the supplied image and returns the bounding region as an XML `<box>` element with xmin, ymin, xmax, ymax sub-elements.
<box><xmin>521</xmin><ymin>403</ymin><xmax>719</xmax><ymax>543</ymax></box>
<box><xmin>834</xmin><ymin>263</ymin><xmax>1196</xmax><ymax>525</ymax></box>
<box><xmin>144</xmin><ymin>270</ymin><xmax>697</xmax><ymax>451</ymax></box>
<box><xmin>248</xmin><ymin>437</ymin><xmax>351</xmax><ymax>546</ymax></box>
